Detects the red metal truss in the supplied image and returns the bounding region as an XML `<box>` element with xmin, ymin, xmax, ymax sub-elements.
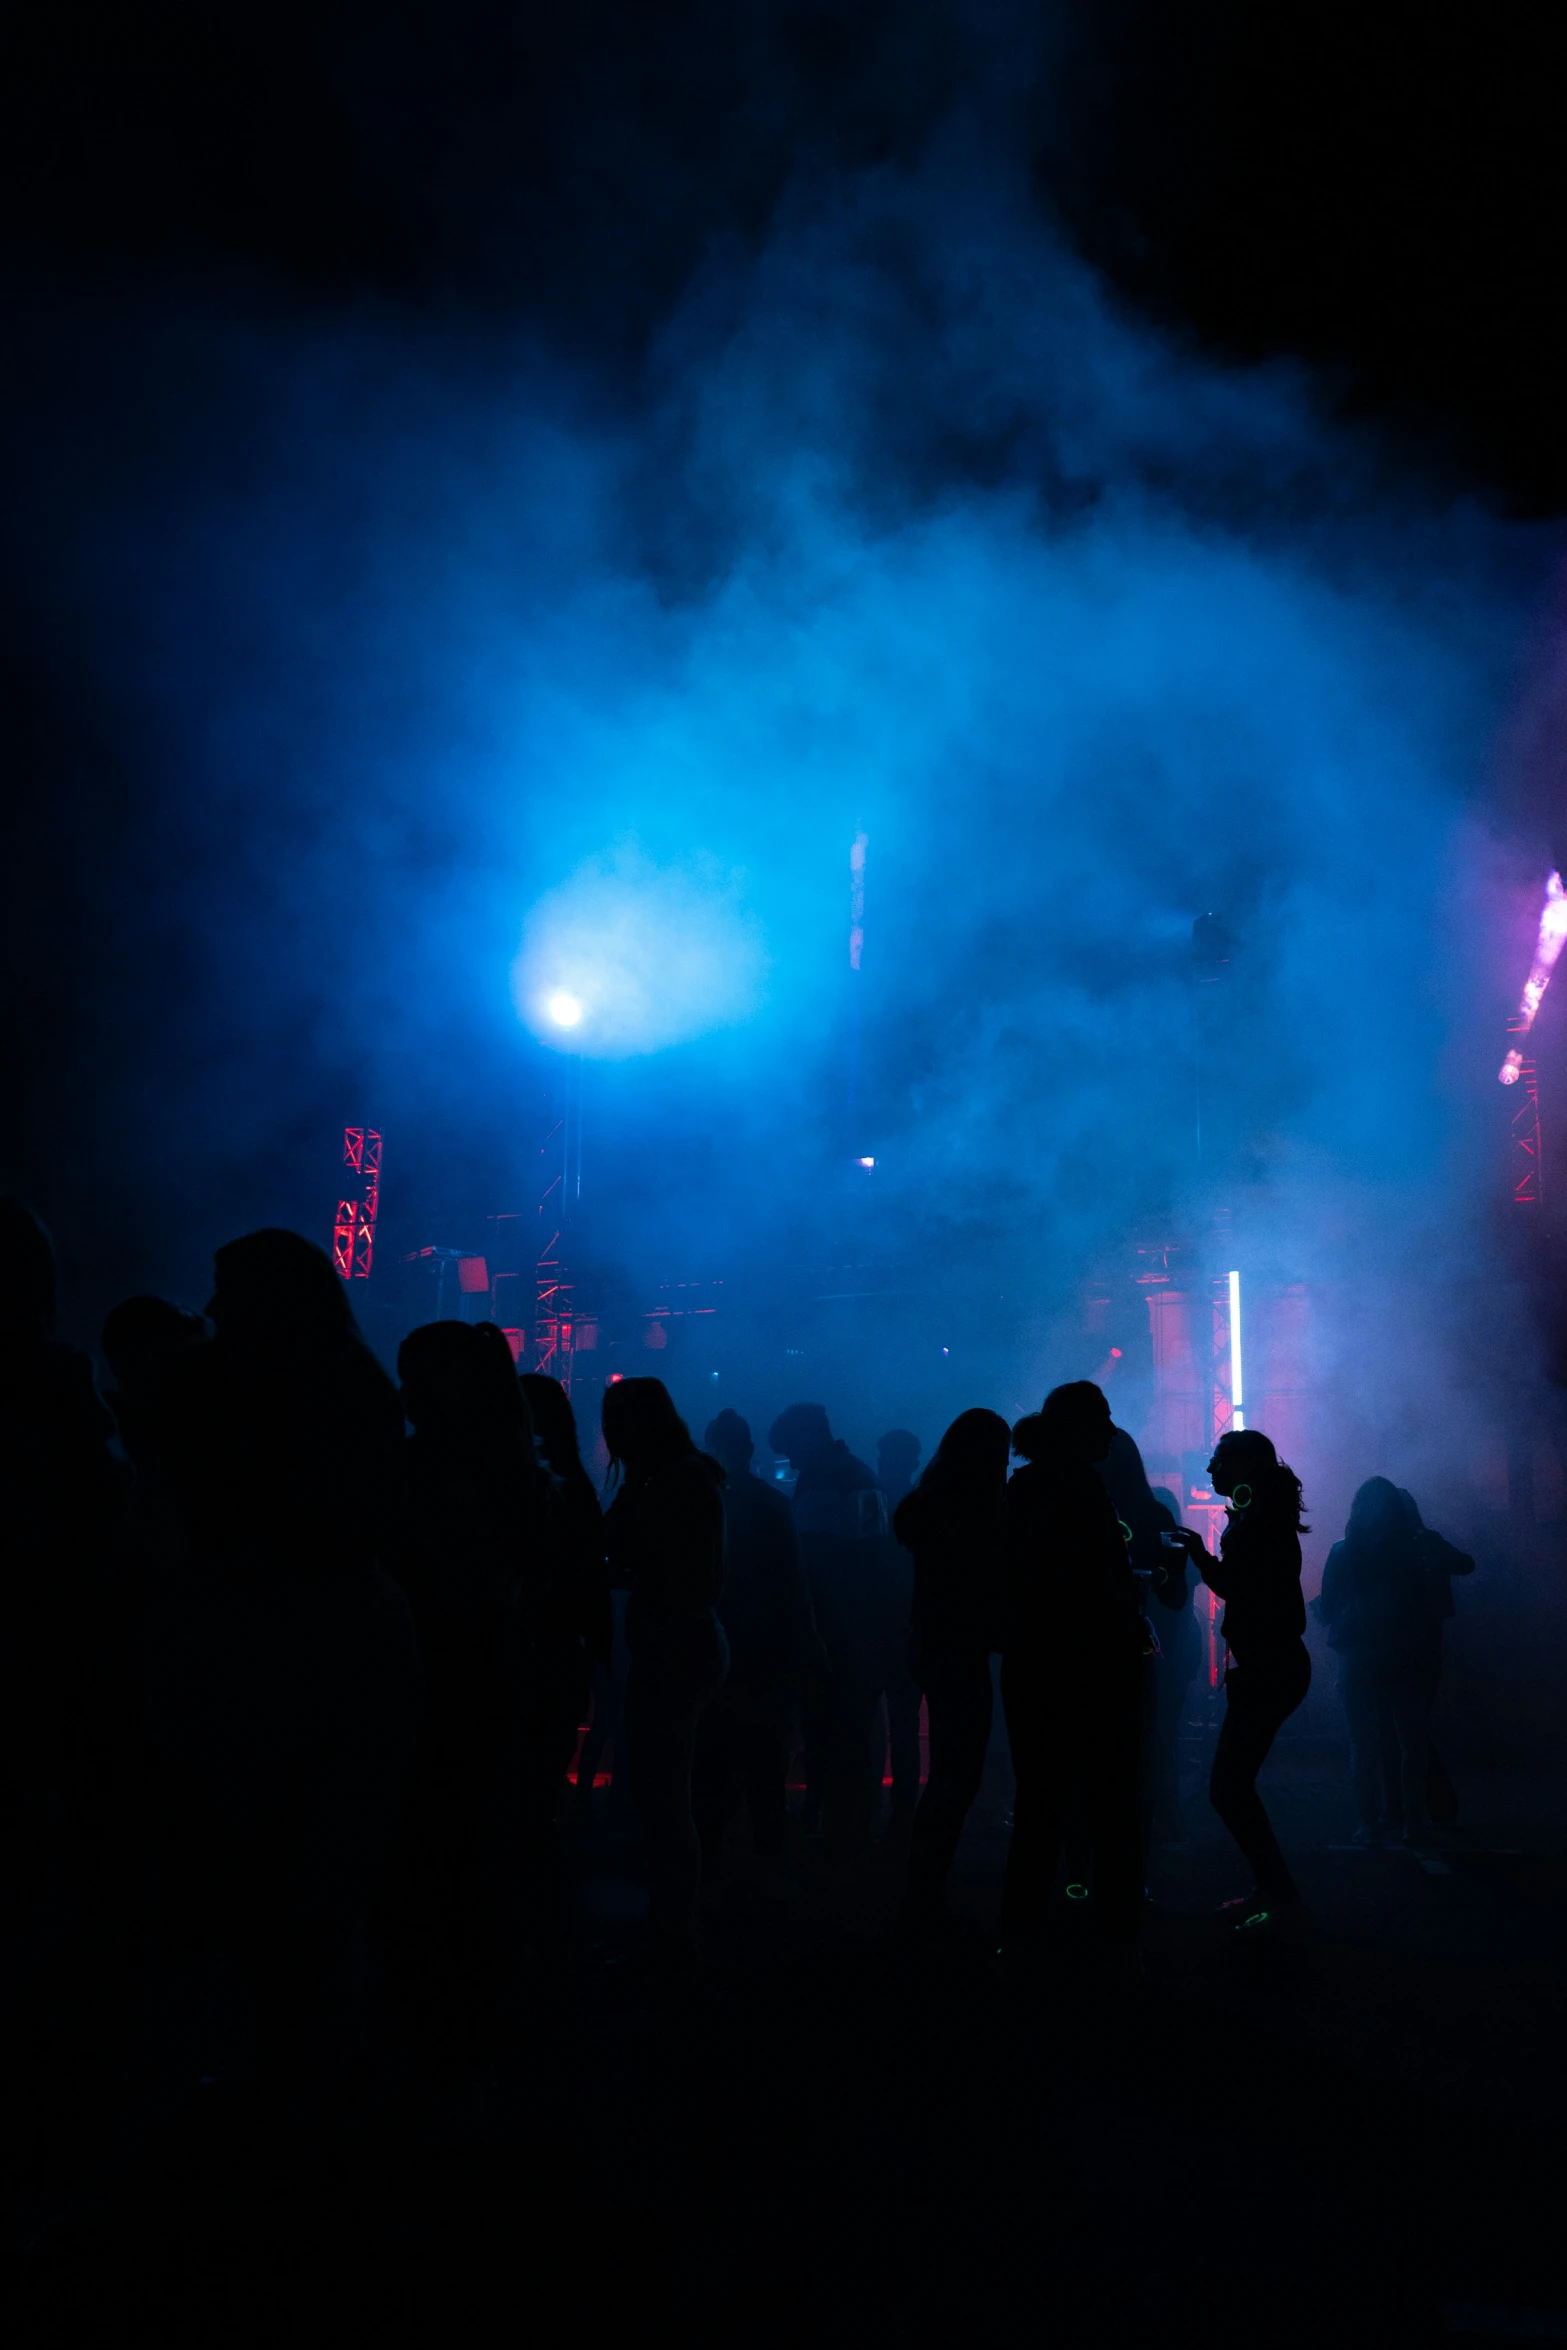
<box><xmin>1507</xmin><ymin>1047</ymin><xmax>1542</xmax><ymax>1207</ymax></box>
<box><xmin>335</xmin><ymin>1125</ymin><xmax>383</xmax><ymax>1279</ymax></box>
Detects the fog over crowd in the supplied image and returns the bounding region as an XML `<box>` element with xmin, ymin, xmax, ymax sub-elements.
<box><xmin>5</xmin><ymin>19</ymin><xmax>1565</xmax><ymax>1529</ymax></box>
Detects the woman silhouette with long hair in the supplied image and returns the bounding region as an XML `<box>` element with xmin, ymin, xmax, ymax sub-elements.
<box><xmin>1317</xmin><ymin>1476</ymin><xmax>1472</xmax><ymax>1847</ymax></box>
<box><xmin>894</xmin><ymin>1406</ymin><xmax>1012</xmax><ymax>1924</ymax></box>
<box><xmin>1175</xmin><ymin>1427</ymin><xmax>1310</xmax><ymax>1934</ymax></box>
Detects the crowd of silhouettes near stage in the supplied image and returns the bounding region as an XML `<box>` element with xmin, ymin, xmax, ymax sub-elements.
<box><xmin>0</xmin><ymin>1200</ymin><xmax>1483</xmax><ymax>2155</ymax></box>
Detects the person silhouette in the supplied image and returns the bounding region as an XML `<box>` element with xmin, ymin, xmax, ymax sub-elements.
<box><xmin>1395</xmin><ymin>1486</ymin><xmax>1473</xmax><ymax>1831</ymax></box>
<box><xmin>391</xmin><ymin>1320</ymin><xmax>557</xmax><ymax>2058</ymax></box>
<box><xmin>692</xmin><ymin>1409</ymin><xmax>818</xmax><ymax>1891</ymax></box>
<box><xmin>895</xmin><ymin>1407</ymin><xmax>1010</xmax><ymax>1926</ymax></box>
<box><xmin>1</xmin><ymin>1202</ymin><xmax>126</xmax><ymax>1860</ymax></box>
<box><xmin>1001</xmin><ymin>1382</ymin><xmax>1144</xmax><ymax>1964</ymax></box>
<box><xmin>145</xmin><ymin>1230</ymin><xmax>418</xmax><ymax>2101</ymax></box>
<box><xmin>603</xmin><ymin>1378</ymin><xmax>728</xmax><ymax>1969</ymax></box>
<box><xmin>520</xmin><ymin>1371</ymin><xmax>611</xmax><ymax>1818</ymax></box>
<box><xmin>1097</xmin><ymin>1428</ymin><xmax>1201</xmax><ymax>1856</ymax></box>
<box><xmin>1317</xmin><ymin>1478</ymin><xmax>1472</xmax><ymax>1848</ymax></box>
<box><xmin>768</xmin><ymin>1403</ymin><xmax>887</xmax><ymax>1860</ymax></box>
<box><xmin>874</xmin><ymin>1429</ymin><xmax>925</xmax><ymax>1836</ymax></box>
<box><xmin>1173</xmin><ymin>1428</ymin><xmax>1311</xmax><ymax>1933</ymax></box>
<box><xmin>0</xmin><ymin>1202</ymin><xmax>128</xmax><ymax>2154</ymax></box>
<box><xmin>101</xmin><ymin>1294</ymin><xmax>208</xmax><ymax>1484</ymax></box>
<box><xmin>165</xmin><ymin>1226</ymin><xmax>406</xmax><ymax>1571</ymax></box>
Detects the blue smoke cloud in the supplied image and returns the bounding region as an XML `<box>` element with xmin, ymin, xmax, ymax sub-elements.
<box><xmin>513</xmin><ymin>846</ymin><xmax>768</xmax><ymax>1056</ymax></box>
<box><xmin>10</xmin><ymin>113</ymin><xmax>1564</xmax><ymax>1529</ymax></box>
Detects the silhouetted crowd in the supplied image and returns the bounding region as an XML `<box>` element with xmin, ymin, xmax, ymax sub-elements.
<box><xmin>2</xmin><ymin>1200</ymin><xmax>1477</xmax><ymax>2141</ymax></box>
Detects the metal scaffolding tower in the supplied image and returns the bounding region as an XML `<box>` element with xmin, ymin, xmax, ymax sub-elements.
<box><xmin>1507</xmin><ymin>1015</ymin><xmax>1543</xmax><ymax>1209</ymax></box>
<box><xmin>332</xmin><ymin>1127</ymin><xmax>382</xmax><ymax>1281</ymax></box>
<box><xmin>533</xmin><ymin>1063</ymin><xmax>582</xmax><ymax>1388</ymax></box>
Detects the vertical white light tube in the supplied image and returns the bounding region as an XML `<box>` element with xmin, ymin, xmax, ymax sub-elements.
<box><xmin>1228</xmin><ymin>1268</ymin><xmax>1244</xmax><ymax>1431</ymax></box>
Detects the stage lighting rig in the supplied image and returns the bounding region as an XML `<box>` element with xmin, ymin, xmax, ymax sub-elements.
<box><xmin>1500</xmin><ymin>869</ymin><xmax>1567</xmax><ymax>1085</ymax></box>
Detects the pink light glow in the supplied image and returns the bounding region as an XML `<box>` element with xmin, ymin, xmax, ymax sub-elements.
<box><xmin>1500</xmin><ymin>871</ymin><xmax>1567</xmax><ymax>1083</ymax></box>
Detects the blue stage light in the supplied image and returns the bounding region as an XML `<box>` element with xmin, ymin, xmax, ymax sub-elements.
<box><xmin>513</xmin><ymin>851</ymin><xmax>765</xmax><ymax>1057</ymax></box>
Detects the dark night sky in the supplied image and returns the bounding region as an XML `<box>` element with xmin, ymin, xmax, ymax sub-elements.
<box><xmin>7</xmin><ymin>1</ymin><xmax>1563</xmax><ymax>505</ymax></box>
<box><xmin>5</xmin><ymin>1</ymin><xmax>1567</xmax><ymax>1348</ymax></box>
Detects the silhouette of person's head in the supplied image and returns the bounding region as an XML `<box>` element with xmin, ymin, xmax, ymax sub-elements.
<box><xmin>877</xmin><ymin>1428</ymin><xmax>922</xmax><ymax>1486</ymax></box>
<box><xmin>768</xmin><ymin>1403</ymin><xmax>833</xmax><ymax>1467</ymax></box>
<box><xmin>520</xmin><ymin>1371</ymin><xmax>584</xmax><ymax>1478</ymax></box>
<box><xmin>399</xmin><ymin>1321</ymin><xmax>480</xmax><ymax>1439</ymax></box>
<box><xmin>0</xmin><ymin>1198</ymin><xmax>57</xmax><ymax>1344</ymax></box>
<box><xmin>471</xmin><ymin>1321</ymin><xmax>533</xmax><ymax>1440</ymax></box>
<box><xmin>603</xmin><ymin>1376</ymin><xmax>698</xmax><ymax>1481</ymax></box>
<box><xmin>1015</xmin><ymin>1381</ymin><xmax>1113</xmax><ymax>1468</ymax></box>
<box><xmin>704</xmin><ymin>1409</ymin><xmax>754</xmax><ymax>1478</ymax></box>
<box><xmin>209</xmin><ymin>1229</ymin><xmax>359</xmax><ymax>1353</ymax></box>
<box><xmin>400</xmin><ymin>1320</ymin><xmax>534</xmax><ymax>1452</ymax></box>
<box><xmin>1346</xmin><ymin>1475</ymin><xmax>1411</xmax><ymax>1541</ymax></box>
<box><xmin>921</xmin><ymin>1408</ymin><xmax>1011</xmax><ymax>1492</ymax></box>
<box><xmin>1209</xmin><ymin>1427</ymin><xmax>1308</xmax><ymax>1528</ymax></box>
<box><xmin>1208</xmin><ymin>1428</ymin><xmax>1276</xmax><ymax>1496</ymax></box>
<box><xmin>1098</xmin><ymin>1425</ymin><xmax>1173</xmax><ymax>1532</ymax></box>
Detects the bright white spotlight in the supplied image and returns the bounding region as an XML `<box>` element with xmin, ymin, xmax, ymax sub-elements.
<box><xmin>1500</xmin><ymin>871</ymin><xmax>1567</xmax><ymax>1083</ymax></box>
<box><xmin>513</xmin><ymin>850</ymin><xmax>765</xmax><ymax>1058</ymax></box>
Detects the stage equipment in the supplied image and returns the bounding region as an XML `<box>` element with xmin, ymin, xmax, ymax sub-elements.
<box><xmin>534</xmin><ymin>1060</ymin><xmax>583</xmax><ymax>1389</ymax></box>
<box><xmin>1507</xmin><ymin>1043</ymin><xmax>1542</xmax><ymax>1208</ymax></box>
<box><xmin>1499</xmin><ymin>869</ymin><xmax>1567</xmax><ymax>1085</ymax></box>
<box><xmin>1228</xmin><ymin>1268</ymin><xmax>1245</xmax><ymax>1431</ymax></box>
<box><xmin>399</xmin><ymin>1244</ymin><xmax>467</xmax><ymax>1321</ymax></box>
<box><xmin>332</xmin><ymin>1127</ymin><xmax>382</xmax><ymax>1281</ymax></box>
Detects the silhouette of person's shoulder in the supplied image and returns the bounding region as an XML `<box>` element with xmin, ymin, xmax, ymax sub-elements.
<box><xmin>724</xmin><ymin>1467</ymin><xmax>795</xmax><ymax>1539</ymax></box>
<box><xmin>809</xmin><ymin>1440</ymin><xmax>878</xmax><ymax>1492</ymax></box>
<box><xmin>1006</xmin><ymin>1460</ymin><xmax>1046</xmax><ymax>1510</ymax></box>
<box><xmin>731</xmin><ymin>1466</ymin><xmax>790</xmax><ymax>1508</ymax></box>
<box><xmin>893</xmin><ymin>1483</ymin><xmax>933</xmax><ymax>1546</ymax></box>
